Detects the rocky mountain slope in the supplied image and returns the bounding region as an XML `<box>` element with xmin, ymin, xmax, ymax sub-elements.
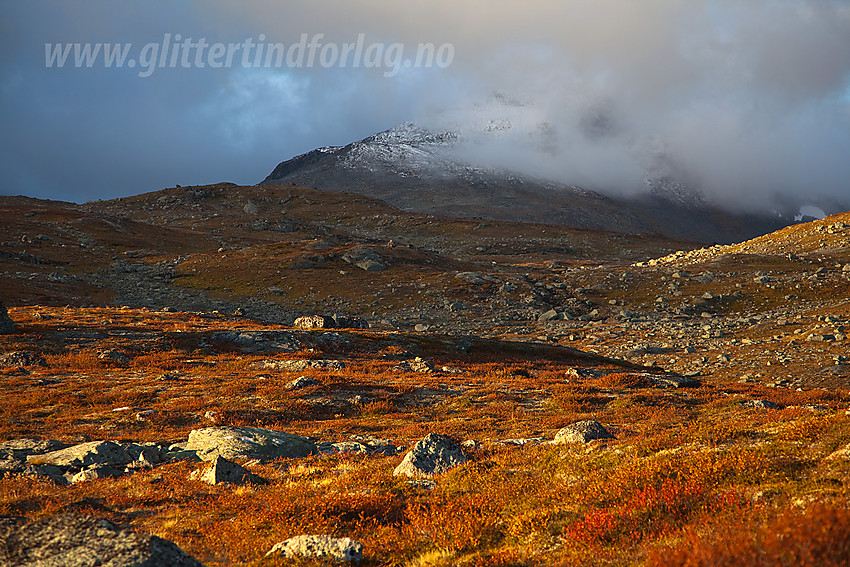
<box><xmin>262</xmin><ymin>122</ymin><xmax>790</xmax><ymax>244</ymax></box>
<box><xmin>2</xmin><ymin>183</ymin><xmax>850</xmax><ymax>566</ymax></box>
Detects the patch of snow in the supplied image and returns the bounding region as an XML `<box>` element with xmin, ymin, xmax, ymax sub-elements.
<box><xmin>795</xmin><ymin>205</ymin><xmax>827</xmax><ymax>221</ymax></box>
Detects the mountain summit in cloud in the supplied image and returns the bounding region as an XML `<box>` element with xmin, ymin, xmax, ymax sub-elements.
<box><xmin>262</xmin><ymin>111</ymin><xmax>795</xmax><ymax>244</ymax></box>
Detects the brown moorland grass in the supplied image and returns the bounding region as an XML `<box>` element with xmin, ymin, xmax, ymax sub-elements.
<box><xmin>1</xmin><ymin>307</ymin><xmax>850</xmax><ymax>565</ymax></box>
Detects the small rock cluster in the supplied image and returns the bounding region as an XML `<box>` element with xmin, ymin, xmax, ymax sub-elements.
<box><xmin>293</xmin><ymin>314</ymin><xmax>369</xmax><ymax>330</ymax></box>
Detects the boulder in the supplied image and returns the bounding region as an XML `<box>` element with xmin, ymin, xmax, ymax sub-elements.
<box><xmin>331</xmin><ymin>315</ymin><xmax>369</xmax><ymax>329</ymax></box>
<box><xmin>186</xmin><ymin>426</ymin><xmax>316</xmax><ymax>462</ymax></box>
<box><xmin>0</xmin><ymin>351</ymin><xmax>45</xmax><ymax>368</ymax></box>
<box><xmin>341</xmin><ymin>246</ymin><xmax>383</xmax><ymax>265</ymax></box>
<box><xmin>650</xmin><ymin>374</ymin><xmax>701</xmax><ymax>389</ymax></box>
<box><xmin>393</xmin><ymin>433</ymin><xmax>467</xmax><ymax>479</ymax></box>
<box><xmin>26</xmin><ymin>441</ymin><xmax>132</xmax><ymax>469</ymax></box>
<box><xmin>538</xmin><ymin>309</ymin><xmax>559</xmax><ymax>323</ymax></box>
<box><xmin>0</xmin><ymin>302</ymin><xmax>16</xmax><ymax>335</ymax></box>
<box><xmin>266</xmin><ymin>535</ymin><xmax>363</xmax><ymax>562</ymax></box>
<box><xmin>293</xmin><ymin>315</ymin><xmax>335</xmax><ymax>330</ymax></box>
<box><xmin>292</xmin><ymin>315</ymin><xmax>368</xmax><ymax>331</ymax></box>
<box><xmin>69</xmin><ymin>465</ymin><xmax>122</xmax><ymax>484</ymax></box>
<box><xmin>0</xmin><ymin>439</ymin><xmax>70</xmax><ymax>461</ymax></box>
<box><xmin>286</xmin><ymin>376</ymin><xmax>320</xmax><ymax>390</ymax></box>
<box><xmin>0</xmin><ymin>514</ymin><xmax>205</xmax><ymax>566</ymax></box>
<box><xmin>189</xmin><ymin>456</ymin><xmax>263</xmax><ymax>485</ymax></box>
<box><xmin>98</xmin><ymin>350</ymin><xmax>130</xmax><ymax>364</ymax></box>
<box><xmin>740</xmin><ymin>399</ymin><xmax>781</xmax><ymax>410</ymax></box>
<box><xmin>395</xmin><ymin>357</ymin><xmax>434</xmax><ymax>373</ymax></box>
<box><xmin>554</xmin><ymin>421</ymin><xmax>615</xmax><ymax>444</ymax></box>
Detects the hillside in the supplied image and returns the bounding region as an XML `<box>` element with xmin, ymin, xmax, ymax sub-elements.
<box><xmin>2</xmin><ymin>187</ymin><xmax>850</xmax><ymax>566</ymax></box>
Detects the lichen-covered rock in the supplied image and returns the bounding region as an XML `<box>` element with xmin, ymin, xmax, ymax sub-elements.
<box><xmin>26</xmin><ymin>441</ymin><xmax>132</xmax><ymax>469</ymax></box>
<box><xmin>554</xmin><ymin>421</ymin><xmax>615</xmax><ymax>444</ymax></box>
<box><xmin>257</xmin><ymin>359</ymin><xmax>345</xmax><ymax>372</ymax></box>
<box><xmin>266</xmin><ymin>534</ymin><xmax>363</xmax><ymax>562</ymax></box>
<box><xmin>293</xmin><ymin>315</ymin><xmax>335</xmax><ymax>330</ymax></box>
<box><xmin>186</xmin><ymin>426</ymin><xmax>316</xmax><ymax>462</ymax></box>
<box><xmin>0</xmin><ymin>514</ymin><xmax>205</xmax><ymax>566</ymax></box>
<box><xmin>0</xmin><ymin>351</ymin><xmax>45</xmax><ymax>367</ymax></box>
<box><xmin>393</xmin><ymin>433</ymin><xmax>467</xmax><ymax>479</ymax></box>
<box><xmin>0</xmin><ymin>302</ymin><xmax>16</xmax><ymax>335</ymax></box>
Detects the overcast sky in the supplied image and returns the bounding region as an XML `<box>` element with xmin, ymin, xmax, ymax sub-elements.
<box><xmin>2</xmin><ymin>1</ymin><xmax>849</xmax><ymax>210</ymax></box>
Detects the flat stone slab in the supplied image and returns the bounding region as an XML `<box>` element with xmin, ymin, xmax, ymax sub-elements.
<box><xmin>186</xmin><ymin>426</ymin><xmax>316</xmax><ymax>462</ymax></box>
<box><xmin>26</xmin><ymin>441</ymin><xmax>132</xmax><ymax>469</ymax></box>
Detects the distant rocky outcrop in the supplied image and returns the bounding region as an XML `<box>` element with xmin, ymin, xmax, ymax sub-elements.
<box><xmin>393</xmin><ymin>433</ymin><xmax>467</xmax><ymax>478</ymax></box>
<box><xmin>0</xmin><ymin>302</ymin><xmax>16</xmax><ymax>334</ymax></box>
<box><xmin>0</xmin><ymin>514</ymin><xmax>205</xmax><ymax>566</ymax></box>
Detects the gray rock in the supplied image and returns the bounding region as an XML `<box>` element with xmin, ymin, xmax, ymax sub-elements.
<box><xmin>740</xmin><ymin>399</ymin><xmax>781</xmax><ymax>410</ymax></box>
<box><xmin>0</xmin><ymin>513</ymin><xmax>205</xmax><ymax>566</ymax></box>
<box><xmin>23</xmin><ymin>464</ymin><xmax>69</xmax><ymax>485</ymax></box>
<box><xmin>125</xmin><ymin>443</ymin><xmax>163</xmax><ymax>466</ymax></box>
<box><xmin>393</xmin><ymin>433</ymin><xmax>467</xmax><ymax>478</ymax></box>
<box><xmin>341</xmin><ymin>246</ymin><xmax>383</xmax><ymax>265</ymax></box>
<box><xmin>396</xmin><ymin>357</ymin><xmax>434</xmax><ymax>373</ymax></box>
<box><xmin>293</xmin><ymin>315</ymin><xmax>335</xmax><ymax>330</ymax></box>
<box><xmin>0</xmin><ymin>302</ymin><xmax>16</xmax><ymax>335</ymax></box>
<box><xmin>26</xmin><ymin>441</ymin><xmax>132</xmax><ymax>469</ymax></box>
<box><xmin>538</xmin><ymin>309</ymin><xmax>559</xmax><ymax>323</ymax></box>
<box><xmin>331</xmin><ymin>315</ymin><xmax>369</xmax><ymax>329</ymax></box>
<box><xmin>69</xmin><ymin>465</ymin><xmax>122</xmax><ymax>484</ymax></box>
<box><xmin>0</xmin><ymin>439</ymin><xmax>70</xmax><ymax>461</ymax></box>
<box><xmin>186</xmin><ymin>426</ymin><xmax>316</xmax><ymax>462</ymax></box>
<box><xmin>317</xmin><ymin>441</ymin><xmax>369</xmax><ymax>456</ymax></box>
<box><xmin>286</xmin><ymin>376</ymin><xmax>320</xmax><ymax>390</ymax></box>
<box><xmin>650</xmin><ymin>374</ymin><xmax>701</xmax><ymax>388</ymax></box>
<box><xmin>189</xmin><ymin>456</ymin><xmax>263</xmax><ymax>485</ymax></box>
<box><xmin>0</xmin><ymin>351</ymin><xmax>46</xmax><ymax>367</ymax></box>
<box><xmin>355</xmin><ymin>259</ymin><xmax>387</xmax><ymax>272</ymax></box>
<box><xmin>266</xmin><ymin>534</ymin><xmax>363</xmax><ymax>562</ymax></box>
<box><xmin>98</xmin><ymin>350</ymin><xmax>130</xmax><ymax>364</ymax></box>
<box><xmin>554</xmin><ymin>421</ymin><xmax>615</xmax><ymax>444</ymax></box>
<box><xmin>455</xmin><ymin>272</ymin><xmax>487</xmax><ymax>285</ymax></box>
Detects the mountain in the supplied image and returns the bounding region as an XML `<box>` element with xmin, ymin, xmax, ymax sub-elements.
<box><xmin>262</xmin><ymin>121</ymin><xmax>790</xmax><ymax>244</ymax></box>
